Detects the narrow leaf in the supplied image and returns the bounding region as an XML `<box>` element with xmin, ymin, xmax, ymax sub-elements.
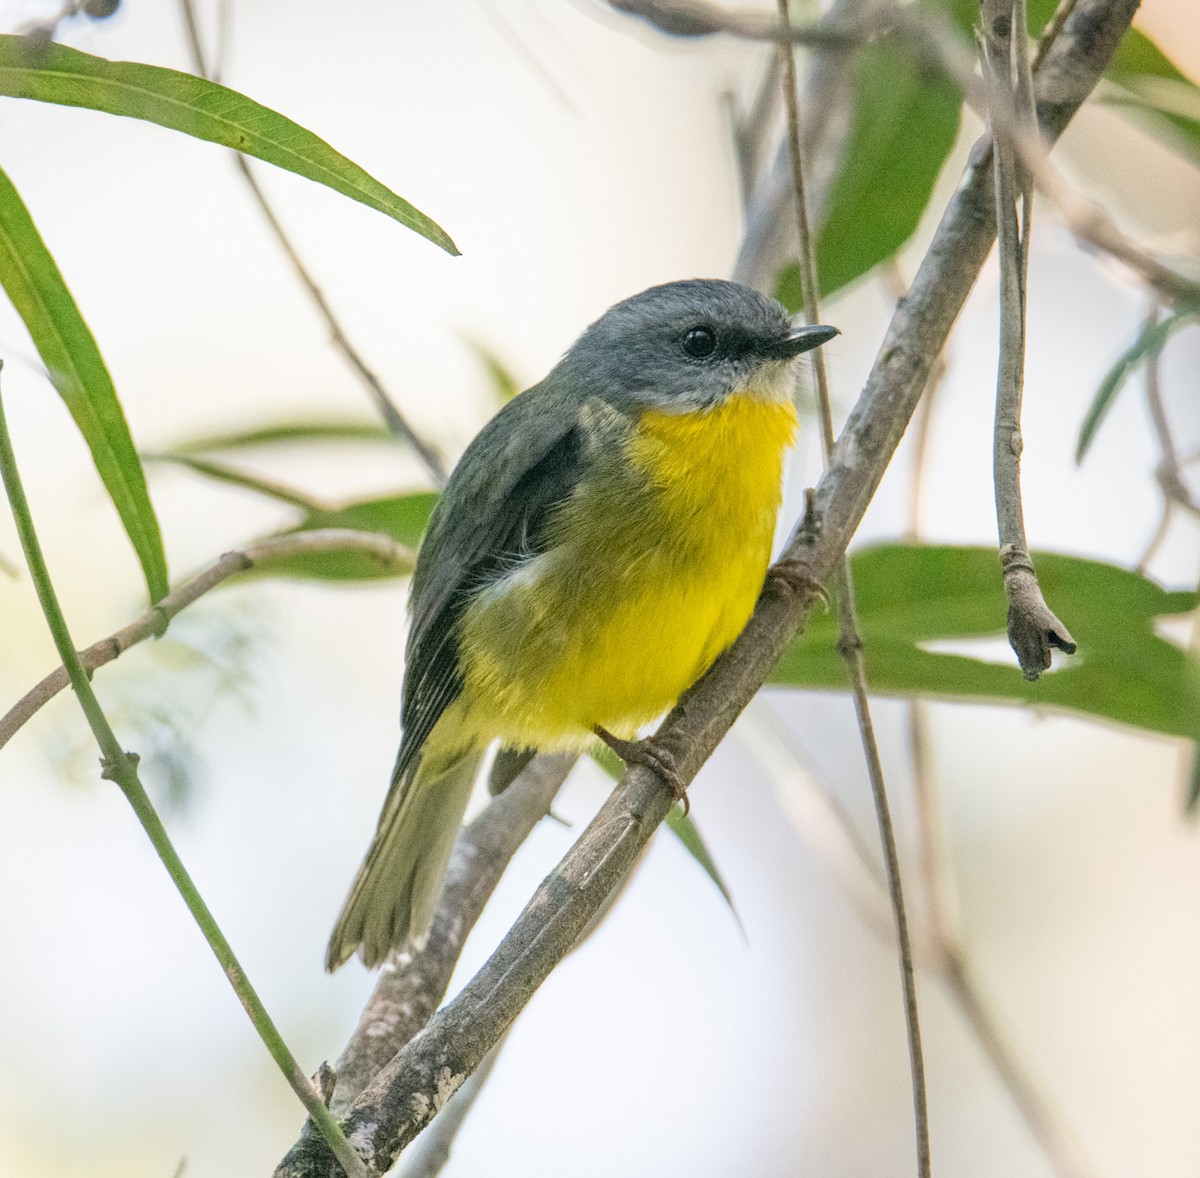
<box><xmin>260</xmin><ymin>493</ymin><xmax>438</xmax><ymax>582</ymax></box>
<box><xmin>145</xmin><ymin>453</ymin><xmax>321</xmax><ymax>510</ymax></box>
<box><xmin>0</xmin><ymin>35</ymin><xmax>457</xmax><ymax>254</ymax></box>
<box><xmin>1024</xmin><ymin>3</ymin><xmax>1200</xmax><ymax>165</ymax></box>
<box><xmin>0</xmin><ymin>163</ymin><xmax>167</xmax><ymax>600</ymax></box>
<box><xmin>664</xmin><ymin>807</ymin><xmax>743</xmax><ymax>931</ymax></box>
<box><xmin>169</xmin><ymin>418</ymin><xmax>394</xmax><ymax>454</ymax></box>
<box><xmin>1076</xmin><ymin>309</ymin><xmax>1199</xmax><ymax>463</ymax></box>
<box><xmin>779</xmin><ymin>9</ymin><xmax>964</xmax><ymax>305</ymax></box>
<box><xmin>149</xmin><ymin>450</ymin><xmax>438</xmax><ymax>582</ymax></box>
<box><xmin>773</xmin><ymin>545</ymin><xmax>1200</xmax><ymax>741</ymax></box>
<box><xmin>589</xmin><ymin>747</ymin><xmax>741</xmax><ymax>923</ymax></box>
<box><xmin>465</xmin><ymin>341</ymin><xmax>523</xmax><ymax>405</ymax></box>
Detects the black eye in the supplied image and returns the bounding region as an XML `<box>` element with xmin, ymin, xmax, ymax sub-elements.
<box><xmin>682</xmin><ymin>325</ymin><xmax>718</xmax><ymax>359</ymax></box>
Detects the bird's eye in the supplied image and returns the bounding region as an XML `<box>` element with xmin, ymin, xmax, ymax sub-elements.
<box><xmin>682</xmin><ymin>325</ymin><xmax>718</xmax><ymax>359</ymax></box>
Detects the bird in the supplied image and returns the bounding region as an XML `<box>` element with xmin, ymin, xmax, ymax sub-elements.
<box><xmin>326</xmin><ymin>278</ymin><xmax>838</xmax><ymax>970</ymax></box>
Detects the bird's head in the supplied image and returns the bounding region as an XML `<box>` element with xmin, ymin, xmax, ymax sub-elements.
<box><xmin>558</xmin><ymin>278</ymin><xmax>838</xmax><ymax>413</ymax></box>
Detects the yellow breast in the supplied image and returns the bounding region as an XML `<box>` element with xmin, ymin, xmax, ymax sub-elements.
<box><xmin>458</xmin><ymin>392</ymin><xmax>797</xmax><ymax>748</ymax></box>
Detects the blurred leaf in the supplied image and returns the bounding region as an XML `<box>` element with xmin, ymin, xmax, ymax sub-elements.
<box><xmin>778</xmin><ymin>14</ymin><xmax>963</xmax><ymax>305</ymax></box>
<box><xmin>169</xmin><ymin>418</ymin><xmax>394</xmax><ymax>454</ymax></box>
<box><xmin>1023</xmin><ymin>2</ymin><xmax>1200</xmax><ymax>164</ymax></box>
<box><xmin>0</xmin><ymin>35</ymin><xmax>457</xmax><ymax>253</ymax></box>
<box><xmin>773</xmin><ymin>544</ymin><xmax>1199</xmax><ymax>739</ymax></box>
<box><xmin>145</xmin><ymin>452</ymin><xmax>321</xmax><ymax>509</ymax></box>
<box><xmin>1103</xmin><ymin>32</ymin><xmax>1200</xmax><ymax>165</ymax></box>
<box><xmin>1185</xmin><ymin>745</ymin><xmax>1200</xmax><ymax>815</ymax></box>
<box><xmin>466</xmin><ymin>341</ymin><xmax>523</xmax><ymax>404</ymax></box>
<box><xmin>1076</xmin><ymin>309</ymin><xmax>1199</xmax><ymax>463</ymax></box>
<box><xmin>0</xmin><ymin>163</ymin><xmax>167</xmax><ymax>600</ymax></box>
<box><xmin>249</xmin><ymin>493</ymin><xmax>436</xmax><ymax>581</ymax></box>
<box><xmin>149</xmin><ymin>451</ymin><xmax>435</xmax><ymax>581</ymax></box>
<box><xmin>589</xmin><ymin>747</ymin><xmax>741</xmax><ymax>924</ymax></box>
<box><xmin>663</xmin><ymin>807</ymin><xmax>743</xmax><ymax>932</ymax></box>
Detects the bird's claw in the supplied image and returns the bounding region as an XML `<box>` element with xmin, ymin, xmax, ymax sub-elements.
<box><xmin>764</xmin><ymin>557</ymin><xmax>829</xmax><ymax>607</ymax></box>
<box><xmin>593</xmin><ymin>726</ymin><xmax>691</xmax><ymax>815</ymax></box>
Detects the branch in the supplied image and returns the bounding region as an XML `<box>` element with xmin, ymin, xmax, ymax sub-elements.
<box><xmin>0</xmin><ymin>529</ymin><xmax>413</xmax><ymax>752</ymax></box>
<box><xmin>0</xmin><ymin>374</ymin><xmax>367</xmax><ymax>1178</ymax></box>
<box><xmin>607</xmin><ymin>0</ymin><xmax>880</xmax><ymax>45</ymax></box>
<box><xmin>273</xmin><ymin>1</ymin><xmax>1137</xmax><ymax>1173</ymax></box>
<box><xmin>774</xmin><ymin>1</ymin><xmax>928</xmax><ymax>1169</ymax></box>
<box><xmin>983</xmin><ymin>0</ymin><xmax>1076</xmax><ymax>679</ymax></box>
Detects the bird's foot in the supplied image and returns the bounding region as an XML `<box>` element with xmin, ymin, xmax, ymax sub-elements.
<box><xmin>763</xmin><ymin>556</ymin><xmax>829</xmax><ymax>607</ymax></box>
<box><xmin>593</xmin><ymin>726</ymin><xmax>691</xmax><ymax>815</ymax></box>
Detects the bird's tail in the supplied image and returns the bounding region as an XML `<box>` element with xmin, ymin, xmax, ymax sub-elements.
<box><xmin>326</xmin><ymin>738</ymin><xmax>481</xmax><ymax>971</ymax></box>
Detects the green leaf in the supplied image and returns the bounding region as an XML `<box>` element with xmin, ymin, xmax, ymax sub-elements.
<box><xmin>1185</xmin><ymin>746</ymin><xmax>1200</xmax><ymax>815</ymax></box>
<box><xmin>0</xmin><ymin>35</ymin><xmax>457</xmax><ymax>254</ymax></box>
<box><xmin>778</xmin><ymin>17</ymin><xmax>964</xmax><ymax>305</ymax></box>
<box><xmin>145</xmin><ymin>452</ymin><xmax>321</xmax><ymax>510</ymax></box>
<box><xmin>261</xmin><ymin>494</ymin><xmax>437</xmax><ymax>581</ymax></box>
<box><xmin>772</xmin><ymin>544</ymin><xmax>1199</xmax><ymax>740</ymax></box>
<box><xmin>589</xmin><ymin>747</ymin><xmax>741</xmax><ymax>925</ymax></box>
<box><xmin>663</xmin><ymin>807</ymin><xmax>743</xmax><ymax>932</ymax></box>
<box><xmin>465</xmin><ymin>340</ymin><xmax>523</xmax><ymax>405</ymax></box>
<box><xmin>148</xmin><ymin>451</ymin><xmax>437</xmax><ymax>582</ymax></box>
<box><xmin>1024</xmin><ymin>2</ymin><xmax>1200</xmax><ymax>164</ymax></box>
<box><xmin>168</xmin><ymin>418</ymin><xmax>394</xmax><ymax>454</ymax></box>
<box><xmin>1076</xmin><ymin>309</ymin><xmax>1199</xmax><ymax>463</ymax></box>
<box><xmin>0</xmin><ymin>163</ymin><xmax>167</xmax><ymax>601</ymax></box>
<box><xmin>1103</xmin><ymin>31</ymin><xmax>1200</xmax><ymax>164</ymax></box>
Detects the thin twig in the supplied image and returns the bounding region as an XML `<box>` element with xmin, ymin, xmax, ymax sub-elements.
<box><xmin>776</xmin><ymin>3</ymin><xmax>929</xmax><ymax>1171</ymax></box>
<box><xmin>1142</xmin><ymin>304</ymin><xmax>1200</xmax><ymax>518</ymax></box>
<box><xmin>755</xmin><ymin>702</ymin><xmax>1100</xmax><ymax>1178</ymax></box>
<box><xmin>274</xmin><ymin>3</ymin><xmax>1138</xmax><ymax>1171</ymax></box>
<box><xmin>942</xmin><ymin>948</ymin><xmax>1095</xmax><ymax>1178</ymax></box>
<box><xmin>627</xmin><ymin>0</ymin><xmax>1200</xmax><ymax>309</ymax></box>
<box><xmin>178</xmin><ymin>0</ymin><xmax>448</xmax><ymax>487</ymax></box>
<box><xmin>607</xmin><ymin>0</ymin><xmax>881</xmax><ymax>45</ymax></box>
<box><xmin>0</xmin><ymin>528</ymin><xmax>414</xmax><ymax>752</ymax></box>
<box><xmin>983</xmin><ymin>0</ymin><xmax>1076</xmax><ymax>680</ymax></box>
<box><xmin>0</xmin><ymin>372</ymin><xmax>368</xmax><ymax>1178</ymax></box>
<box><xmin>732</xmin><ymin>0</ymin><xmax>874</xmax><ymax>292</ymax></box>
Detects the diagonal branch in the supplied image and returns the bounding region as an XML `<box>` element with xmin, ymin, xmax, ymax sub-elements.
<box><xmin>274</xmin><ymin>1</ymin><xmax>1137</xmax><ymax>1172</ymax></box>
<box><xmin>0</xmin><ymin>529</ymin><xmax>413</xmax><ymax>752</ymax></box>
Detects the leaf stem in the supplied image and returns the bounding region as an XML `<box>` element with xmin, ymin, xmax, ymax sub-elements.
<box><xmin>0</xmin><ymin>372</ymin><xmax>368</xmax><ymax>1178</ymax></box>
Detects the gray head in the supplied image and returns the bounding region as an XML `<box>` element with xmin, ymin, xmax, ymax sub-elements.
<box><xmin>555</xmin><ymin>278</ymin><xmax>837</xmax><ymax>412</ymax></box>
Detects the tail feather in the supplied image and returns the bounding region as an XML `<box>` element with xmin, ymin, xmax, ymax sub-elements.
<box><xmin>326</xmin><ymin>743</ymin><xmax>480</xmax><ymax>971</ymax></box>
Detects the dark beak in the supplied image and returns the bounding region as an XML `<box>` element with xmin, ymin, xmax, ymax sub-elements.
<box><xmin>777</xmin><ymin>322</ymin><xmax>840</xmax><ymax>358</ymax></box>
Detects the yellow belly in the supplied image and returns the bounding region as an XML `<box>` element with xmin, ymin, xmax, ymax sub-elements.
<box><xmin>457</xmin><ymin>392</ymin><xmax>797</xmax><ymax>748</ymax></box>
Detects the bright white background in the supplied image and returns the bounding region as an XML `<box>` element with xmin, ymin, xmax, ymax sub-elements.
<box><xmin>0</xmin><ymin>2</ymin><xmax>1198</xmax><ymax>1176</ymax></box>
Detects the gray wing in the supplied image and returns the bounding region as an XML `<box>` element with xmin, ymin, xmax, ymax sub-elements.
<box><xmin>391</xmin><ymin>386</ymin><xmax>592</xmax><ymax>785</ymax></box>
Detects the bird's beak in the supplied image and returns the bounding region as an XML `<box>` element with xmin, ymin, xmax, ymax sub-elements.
<box><xmin>777</xmin><ymin>322</ymin><xmax>840</xmax><ymax>358</ymax></box>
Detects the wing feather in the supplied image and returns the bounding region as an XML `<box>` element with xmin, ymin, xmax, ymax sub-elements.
<box><xmin>391</xmin><ymin>387</ymin><xmax>590</xmax><ymax>783</ymax></box>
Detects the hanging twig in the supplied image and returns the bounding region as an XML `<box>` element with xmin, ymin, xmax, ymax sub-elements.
<box><xmin>982</xmin><ymin>0</ymin><xmax>1076</xmax><ymax>679</ymax></box>
<box><xmin>775</xmin><ymin>0</ymin><xmax>929</xmax><ymax>1171</ymax></box>
<box><xmin>178</xmin><ymin>0</ymin><xmax>449</xmax><ymax>486</ymax></box>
